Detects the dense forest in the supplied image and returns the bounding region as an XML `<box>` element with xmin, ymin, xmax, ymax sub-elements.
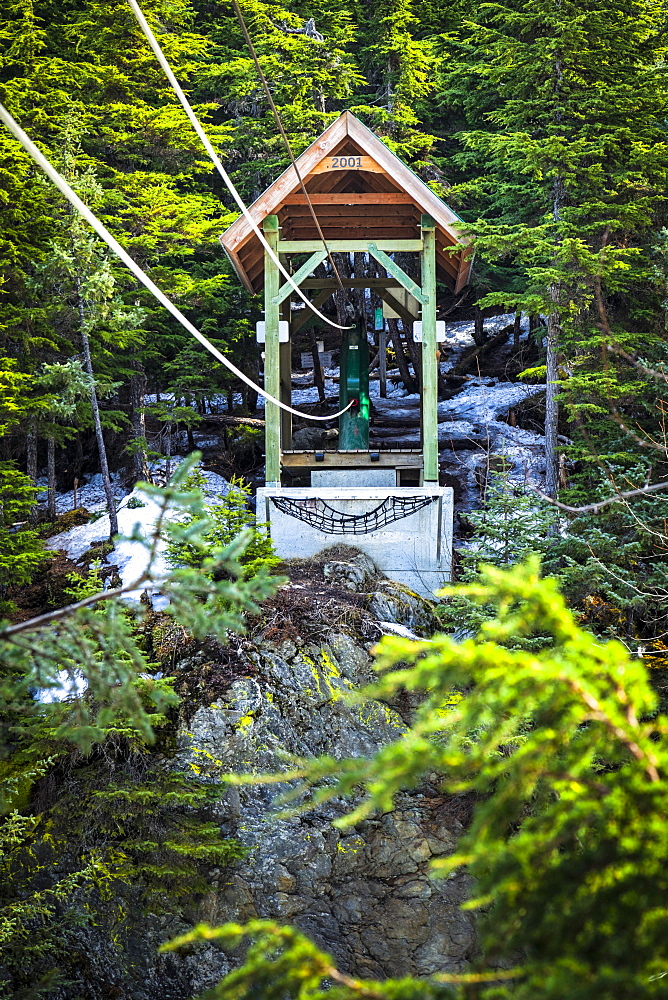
<box><xmin>2</xmin><ymin>0</ymin><xmax>668</xmax><ymax>996</ymax></box>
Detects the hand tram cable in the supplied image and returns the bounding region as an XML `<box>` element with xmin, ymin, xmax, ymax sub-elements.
<box><xmin>126</xmin><ymin>0</ymin><xmax>352</xmax><ymax>329</ymax></box>
<box><xmin>0</xmin><ymin>102</ymin><xmax>354</xmax><ymax>423</ymax></box>
<box><xmin>228</xmin><ymin>0</ymin><xmax>347</xmax><ymax>295</ymax></box>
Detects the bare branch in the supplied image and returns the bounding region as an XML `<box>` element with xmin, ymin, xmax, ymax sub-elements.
<box><xmin>606</xmin><ymin>342</ymin><xmax>668</xmax><ymax>384</ymax></box>
<box><xmin>564</xmin><ymin>674</ymin><xmax>660</xmax><ymax>782</ymax></box>
<box><xmin>530</xmin><ymin>479</ymin><xmax>668</xmax><ymax>513</ymax></box>
<box><xmin>0</xmin><ymin>571</ymin><xmax>153</xmax><ymax>639</ymax></box>
<box><xmin>592</xmin><ymin>259</ymin><xmax>668</xmax><ymax>451</ymax></box>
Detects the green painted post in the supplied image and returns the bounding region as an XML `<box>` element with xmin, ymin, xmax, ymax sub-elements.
<box><xmin>280</xmin><ymin>299</ymin><xmax>292</xmax><ymax>450</ymax></box>
<box><xmin>264</xmin><ymin>216</ymin><xmax>281</xmax><ymax>485</ymax></box>
<box><xmin>421</xmin><ymin>215</ymin><xmax>439</xmax><ymax>484</ymax></box>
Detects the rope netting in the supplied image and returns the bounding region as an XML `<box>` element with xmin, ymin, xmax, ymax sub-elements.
<box><xmin>270</xmin><ymin>495</ymin><xmax>438</xmax><ymax>535</ymax></box>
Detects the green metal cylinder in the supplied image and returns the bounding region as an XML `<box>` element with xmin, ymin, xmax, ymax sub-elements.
<box><xmin>339</xmin><ymin>326</ymin><xmax>370</xmax><ymax>450</ymax></box>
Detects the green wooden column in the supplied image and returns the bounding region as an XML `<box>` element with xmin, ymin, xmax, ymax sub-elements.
<box><xmin>280</xmin><ymin>297</ymin><xmax>292</xmax><ymax>450</ymax></box>
<box><xmin>421</xmin><ymin>214</ymin><xmax>439</xmax><ymax>484</ymax></box>
<box><xmin>263</xmin><ymin>216</ymin><xmax>281</xmax><ymax>485</ymax></box>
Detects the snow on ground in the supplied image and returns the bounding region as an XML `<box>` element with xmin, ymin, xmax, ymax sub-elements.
<box><xmin>439</xmin><ymin>312</ymin><xmax>531</xmax><ymax>373</ymax></box>
<box><xmin>45</xmin><ymin>312</ymin><xmax>546</xmax><ymax>578</ymax></box>
<box><xmin>36</xmin><ymin>471</ymin><xmax>127</xmax><ymax>515</ymax></box>
<box><xmin>375</xmin><ymin>621</ymin><xmax>425</xmax><ymax>641</ymax></box>
<box><xmin>46</xmin><ymin>468</ymin><xmax>230</xmax><ymax>603</ymax></box>
<box><xmin>438</xmin><ymin>380</ymin><xmax>544</xmax><ymax>423</ymax></box>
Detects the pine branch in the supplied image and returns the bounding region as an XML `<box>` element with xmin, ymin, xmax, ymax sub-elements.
<box><xmin>0</xmin><ymin>572</ymin><xmax>153</xmax><ymax>639</ymax></box>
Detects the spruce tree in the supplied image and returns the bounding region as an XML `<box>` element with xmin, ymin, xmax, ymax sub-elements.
<box><xmin>438</xmin><ymin>0</ymin><xmax>668</xmax><ymax>494</ymax></box>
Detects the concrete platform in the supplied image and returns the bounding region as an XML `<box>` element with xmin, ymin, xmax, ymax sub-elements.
<box><xmin>256</xmin><ymin>486</ymin><xmax>453</xmax><ymax>598</ymax></box>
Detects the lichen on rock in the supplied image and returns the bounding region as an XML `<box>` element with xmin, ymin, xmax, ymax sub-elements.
<box><xmin>162</xmin><ymin>548</ymin><xmax>475</xmax><ymax>993</ymax></box>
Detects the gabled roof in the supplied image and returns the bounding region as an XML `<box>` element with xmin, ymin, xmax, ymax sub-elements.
<box><xmin>219</xmin><ymin>110</ymin><xmax>472</xmax><ymax>295</ymax></box>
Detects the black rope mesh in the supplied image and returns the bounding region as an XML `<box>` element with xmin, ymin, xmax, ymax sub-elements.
<box><xmin>270</xmin><ymin>495</ymin><xmax>437</xmax><ymax>535</ymax></box>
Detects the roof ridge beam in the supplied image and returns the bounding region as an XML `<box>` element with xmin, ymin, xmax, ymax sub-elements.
<box><xmin>277</xmin><ymin>239</ymin><xmax>423</xmax><ymax>252</ymax></box>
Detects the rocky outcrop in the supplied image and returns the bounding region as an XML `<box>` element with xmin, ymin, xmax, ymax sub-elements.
<box><xmin>166</xmin><ymin>553</ymin><xmax>475</xmax><ymax>994</ymax></box>
<box><xmin>50</xmin><ymin>552</ymin><xmax>475</xmax><ymax>998</ymax></box>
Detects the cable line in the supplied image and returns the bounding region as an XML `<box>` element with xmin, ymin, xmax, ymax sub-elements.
<box><xmin>230</xmin><ymin>0</ymin><xmax>346</xmax><ymax>294</ymax></box>
<box><xmin>126</xmin><ymin>0</ymin><xmax>351</xmax><ymax>331</ymax></box>
<box><xmin>0</xmin><ymin>101</ymin><xmax>353</xmax><ymax>423</ymax></box>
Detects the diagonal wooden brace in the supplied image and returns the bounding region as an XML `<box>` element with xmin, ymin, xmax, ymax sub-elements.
<box><xmin>367</xmin><ymin>244</ymin><xmax>428</xmax><ymax>305</ymax></box>
<box><xmin>272</xmin><ymin>250</ymin><xmax>329</xmax><ymax>305</ymax></box>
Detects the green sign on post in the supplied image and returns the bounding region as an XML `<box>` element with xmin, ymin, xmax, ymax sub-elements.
<box><xmin>374</xmin><ymin>306</ymin><xmax>384</xmax><ymax>331</ymax></box>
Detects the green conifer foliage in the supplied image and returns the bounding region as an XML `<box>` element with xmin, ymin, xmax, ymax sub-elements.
<box><xmin>438</xmin><ymin>470</ymin><xmax>555</xmax><ymax>641</ymax></box>
<box><xmin>0</xmin><ymin>359</ymin><xmax>46</xmax><ymax>605</ymax></box>
<box><xmin>170</xmin><ymin>560</ymin><xmax>668</xmax><ymax>1000</ymax></box>
<box><xmin>0</xmin><ymin>463</ymin><xmax>45</xmax><ymax>604</ymax></box>
<box><xmin>167</xmin><ymin>466</ymin><xmax>278</xmax><ymax>580</ymax></box>
<box><xmin>0</xmin><ymin>458</ymin><xmax>279</xmax><ymax>994</ymax></box>
<box><xmin>437</xmin><ymin>0</ymin><xmax>668</xmax><ymax>495</ymax></box>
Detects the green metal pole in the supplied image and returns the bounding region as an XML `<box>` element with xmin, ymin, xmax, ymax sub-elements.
<box><xmin>421</xmin><ymin>215</ymin><xmax>439</xmax><ymax>484</ymax></box>
<box><xmin>264</xmin><ymin>216</ymin><xmax>281</xmax><ymax>485</ymax></box>
<box><xmin>339</xmin><ymin>326</ymin><xmax>369</xmax><ymax>450</ymax></box>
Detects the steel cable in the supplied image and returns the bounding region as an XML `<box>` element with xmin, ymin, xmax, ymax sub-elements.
<box><xmin>0</xmin><ymin>101</ymin><xmax>354</xmax><ymax>422</ymax></box>
<box><xmin>126</xmin><ymin>0</ymin><xmax>351</xmax><ymax>330</ymax></box>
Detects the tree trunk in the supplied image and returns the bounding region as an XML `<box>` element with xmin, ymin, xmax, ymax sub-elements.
<box><xmin>332</xmin><ymin>253</ymin><xmax>353</xmax><ymax>328</ymax></box>
<box><xmin>164</xmin><ymin>422</ymin><xmax>172</xmax><ymax>481</ymax></box>
<box><xmin>74</xmin><ymin>432</ymin><xmax>84</xmax><ymax>484</ymax></box>
<box><xmin>76</xmin><ymin>276</ymin><xmax>118</xmax><ymax>537</ymax></box>
<box><xmin>473</xmin><ymin>305</ymin><xmax>487</xmax><ymax>347</ymax></box>
<box><xmin>26</xmin><ymin>425</ymin><xmax>37</xmax><ymax>523</ymax></box>
<box><xmin>513</xmin><ymin>312</ymin><xmax>522</xmax><ymax>349</ymax></box>
<box><xmin>130</xmin><ymin>360</ymin><xmax>149</xmax><ymax>482</ymax></box>
<box><xmin>405</xmin><ymin>323</ymin><xmax>423</xmax><ymax>389</ymax></box>
<box><xmin>544</xmin><ymin>292</ymin><xmax>561</xmax><ymax>498</ymax></box>
<box><xmin>544</xmin><ymin>169</ymin><xmax>566</xmax><ymax>499</ymax></box>
<box><xmin>353</xmin><ymin>251</ymin><xmax>366</xmax><ymax>326</ymax></box>
<box><xmin>309</xmin><ymin>329</ymin><xmax>326</xmax><ymax>403</ymax></box>
<box><xmin>379</xmin><ymin>330</ymin><xmax>387</xmax><ymax>398</ymax></box>
<box><xmin>242</xmin><ymin>345</ymin><xmax>260</xmax><ymax>413</ymax></box>
<box><xmin>47</xmin><ymin>436</ymin><xmax>56</xmax><ymax>521</ymax></box>
<box><xmin>388</xmin><ymin>319</ymin><xmax>418</xmax><ymax>393</ymax></box>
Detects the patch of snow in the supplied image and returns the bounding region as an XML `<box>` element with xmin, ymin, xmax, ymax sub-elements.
<box><xmin>438</xmin><ymin>381</ymin><xmax>544</xmax><ymax>423</ymax></box>
<box><xmin>36</xmin><ymin>471</ymin><xmax>126</xmax><ymax>515</ymax></box>
<box><xmin>192</xmin><ymin>435</ymin><xmax>222</xmax><ymax>449</ymax></box>
<box><xmin>197</xmin><ymin>469</ymin><xmax>231</xmax><ymax>501</ymax></box>
<box><xmin>375</xmin><ymin>621</ymin><xmax>424</xmax><ymax>641</ymax></box>
<box><xmin>437</xmin><ymin>312</ymin><xmax>531</xmax><ymax>373</ymax></box>
<box><xmin>35</xmin><ymin>671</ymin><xmax>88</xmax><ymax>704</ymax></box>
<box><xmin>46</xmin><ymin>468</ymin><xmax>230</xmax><ymax>603</ymax></box>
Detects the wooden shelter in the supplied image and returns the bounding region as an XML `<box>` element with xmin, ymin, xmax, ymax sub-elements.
<box><xmin>220</xmin><ymin>111</ymin><xmax>471</xmax><ymax>296</ymax></box>
<box><xmin>219</xmin><ymin>110</ymin><xmax>471</xmax><ymax>488</ymax></box>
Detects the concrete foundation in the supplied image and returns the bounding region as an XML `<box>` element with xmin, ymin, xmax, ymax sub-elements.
<box><xmin>311</xmin><ymin>469</ymin><xmax>397</xmax><ymax>488</ymax></box>
<box><xmin>257</xmin><ymin>486</ymin><xmax>453</xmax><ymax>598</ymax></box>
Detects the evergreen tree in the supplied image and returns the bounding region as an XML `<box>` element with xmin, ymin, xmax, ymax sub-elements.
<box><xmin>168</xmin><ymin>560</ymin><xmax>668</xmax><ymax>1000</ymax></box>
<box><xmin>0</xmin><ymin>359</ymin><xmax>45</xmax><ymax>606</ymax></box>
<box><xmin>438</xmin><ymin>0</ymin><xmax>668</xmax><ymax>494</ymax></box>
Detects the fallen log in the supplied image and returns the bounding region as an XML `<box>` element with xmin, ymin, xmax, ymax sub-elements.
<box><xmin>202</xmin><ymin>414</ymin><xmax>265</xmax><ymax>429</ymax></box>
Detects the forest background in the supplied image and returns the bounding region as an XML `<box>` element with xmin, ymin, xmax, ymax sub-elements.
<box><xmin>3</xmin><ymin>0</ymin><xmax>668</xmax><ymax>996</ymax></box>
